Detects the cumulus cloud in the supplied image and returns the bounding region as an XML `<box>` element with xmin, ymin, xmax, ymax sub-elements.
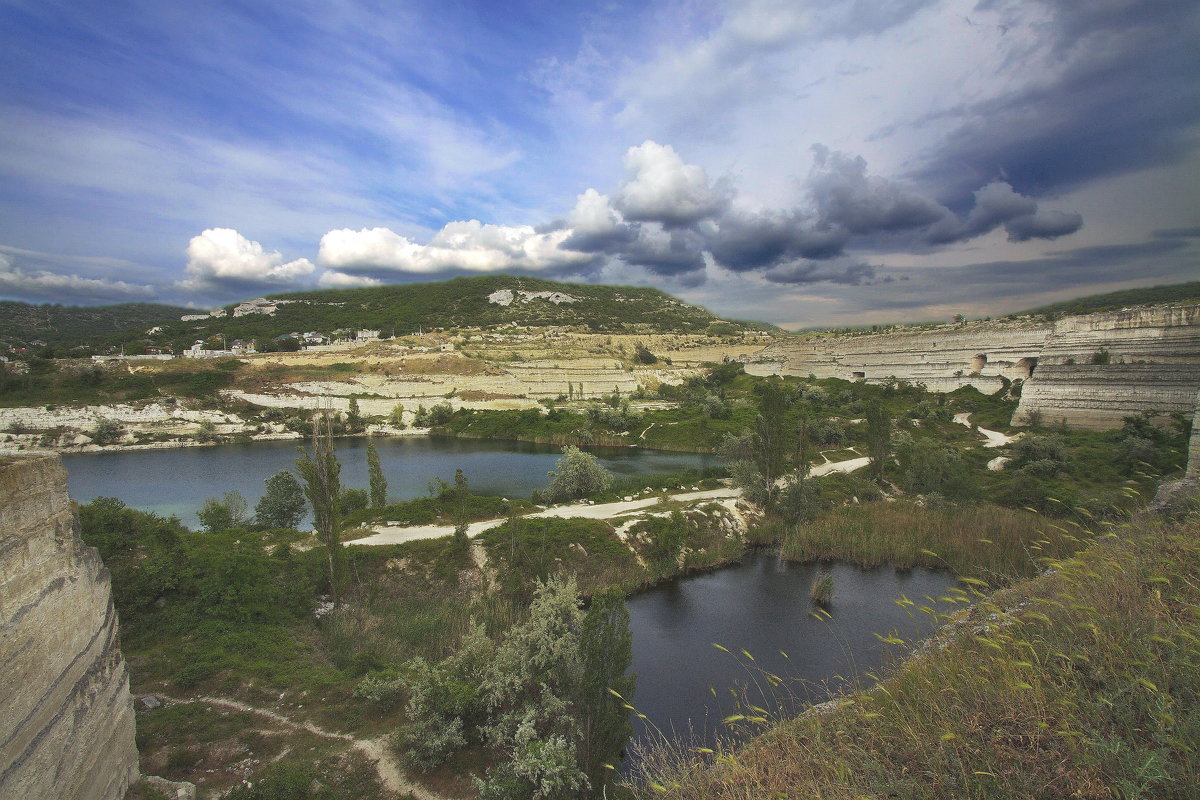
<box><xmin>615</xmin><ymin>141</ymin><xmax>728</xmax><ymax>226</ymax></box>
<box><xmin>316</xmin><ymin>221</ymin><xmax>597</xmax><ymax>279</ymax></box>
<box><xmin>316</xmin><ymin>270</ymin><xmax>381</xmax><ymax>289</ymax></box>
<box><xmin>301</xmin><ymin>140</ymin><xmax>1083</xmax><ymax>292</ymax></box>
<box><xmin>179</xmin><ymin>228</ymin><xmax>314</xmax><ymax>293</ymax></box>
<box><xmin>0</xmin><ymin>252</ymin><xmax>155</xmax><ymax>303</ymax></box>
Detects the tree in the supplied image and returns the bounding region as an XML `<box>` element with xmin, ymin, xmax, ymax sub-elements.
<box><xmin>255</xmin><ymin>470</ymin><xmax>306</xmax><ymax>529</ymax></box>
<box><xmin>720</xmin><ymin>382</ymin><xmax>798</xmax><ymax>508</ymax></box>
<box><xmin>347</xmin><ymin>397</ymin><xmax>363</xmax><ymax>432</ymax></box>
<box><xmin>452</xmin><ymin>468</ymin><xmax>471</xmax><ymax>543</ymax></box>
<box><xmin>91</xmin><ymin>417</ymin><xmax>125</xmax><ymax>446</ymax></box>
<box><xmin>472</xmin><ymin>576</ymin><xmax>633</xmax><ymax>799</ymax></box>
<box><xmin>197</xmin><ymin>491</ymin><xmax>249</xmax><ymax>533</ymax></box>
<box><xmin>542</xmin><ymin>446</ymin><xmax>613</xmax><ymax>503</ymax></box>
<box><xmin>576</xmin><ymin>589</ymin><xmax>635</xmax><ymax>794</ymax></box>
<box><xmin>865</xmin><ymin>400</ymin><xmax>891</xmax><ymax>484</ymax></box>
<box><xmin>296</xmin><ymin>410</ymin><xmax>344</xmax><ymax>605</ymax></box>
<box><xmin>367</xmin><ymin>439</ymin><xmax>387</xmax><ymax>508</ymax></box>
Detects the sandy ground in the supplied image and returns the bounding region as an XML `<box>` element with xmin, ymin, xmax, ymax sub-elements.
<box><xmin>953</xmin><ymin>412</ymin><xmax>1020</xmax><ymax>448</ymax></box>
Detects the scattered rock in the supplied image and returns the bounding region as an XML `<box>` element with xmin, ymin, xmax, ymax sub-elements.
<box><xmin>142</xmin><ymin>776</ymin><xmax>197</xmax><ymax>800</ymax></box>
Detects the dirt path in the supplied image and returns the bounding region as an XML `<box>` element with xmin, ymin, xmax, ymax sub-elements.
<box><xmin>952</xmin><ymin>412</ymin><xmax>1019</xmax><ymax>448</ymax></box>
<box><xmin>345</xmin><ymin>486</ymin><xmax>743</xmax><ymax>546</ymax></box>
<box><xmin>809</xmin><ymin>455</ymin><xmax>871</xmax><ymax>476</ymax></box>
<box><xmin>160</xmin><ymin>694</ymin><xmax>446</xmax><ymax>800</ymax></box>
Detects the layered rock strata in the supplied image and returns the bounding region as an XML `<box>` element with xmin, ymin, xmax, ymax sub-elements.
<box><xmin>0</xmin><ymin>455</ymin><xmax>139</xmax><ymax>800</ymax></box>
<box><xmin>751</xmin><ymin>305</ymin><xmax>1200</xmax><ymax>429</ymax></box>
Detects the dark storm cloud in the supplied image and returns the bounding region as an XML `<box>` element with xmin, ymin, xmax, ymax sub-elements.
<box><xmin>702</xmin><ymin>209</ymin><xmax>848</xmax><ymax>271</ymax></box>
<box><xmin>1004</xmin><ymin>209</ymin><xmax>1084</xmax><ymax>242</ymax></box>
<box><xmin>763</xmin><ymin>260</ymin><xmax>878</xmax><ymax>286</ymax></box>
<box><xmin>1152</xmin><ymin>227</ymin><xmax>1200</xmax><ymax>240</ymax></box>
<box><xmin>616</xmin><ymin>226</ymin><xmax>709</xmax><ymax>275</ymax></box>
<box><xmin>848</xmin><ymin>237</ymin><xmax>1195</xmax><ymax>313</ymax></box>
<box><xmin>554</xmin><ymin>144</ymin><xmax>1085</xmax><ymax>286</ymax></box>
<box><xmin>809</xmin><ymin>145</ymin><xmax>951</xmax><ymax>235</ymax></box>
<box><xmin>559</xmin><ymin>222</ymin><xmax>640</xmax><ymax>254</ymax></box>
<box><xmin>916</xmin><ymin>0</ymin><xmax>1200</xmax><ymax>203</ymax></box>
<box><xmin>926</xmin><ymin>181</ymin><xmax>1082</xmax><ymax>243</ymax></box>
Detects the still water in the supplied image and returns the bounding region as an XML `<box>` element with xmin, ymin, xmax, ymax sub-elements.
<box><xmin>626</xmin><ymin>550</ymin><xmax>954</xmax><ymax>755</ymax></box>
<box><xmin>61</xmin><ymin>437</ymin><xmax>713</xmax><ymax>527</ymax></box>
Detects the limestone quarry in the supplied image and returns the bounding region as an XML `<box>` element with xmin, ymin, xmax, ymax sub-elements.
<box><xmin>0</xmin><ymin>299</ymin><xmax>1196</xmax><ymax>454</ymax></box>
<box><xmin>749</xmin><ymin>303</ymin><xmax>1200</xmax><ymax>429</ymax></box>
<box><xmin>0</xmin><ymin>455</ymin><xmax>140</xmax><ymax>800</ymax></box>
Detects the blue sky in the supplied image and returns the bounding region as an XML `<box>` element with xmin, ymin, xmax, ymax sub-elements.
<box><xmin>0</xmin><ymin>0</ymin><xmax>1196</xmax><ymax>327</ymax></box>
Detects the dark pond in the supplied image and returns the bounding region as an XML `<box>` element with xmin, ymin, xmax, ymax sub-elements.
<box><xmin>626</xmin><ymin>550</ymin><xmax>955</xmax><ymax>758</ymax></box>
<box><xmin>61</xmin><ymin>437</ymin><xmax>714</xmax><ymax>527</ymax></box>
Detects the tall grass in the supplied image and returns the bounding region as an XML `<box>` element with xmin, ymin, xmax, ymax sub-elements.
<box><xmin>630</xmin><ymin>518</ymin><xmax>1200</xmax><ymax>799</ymax></box>
<box><xmin>809</xmin><ymin>571</ymin><xmax>834</xmax><ymax>606</ymax></box>
<box><xmin>781</xmin><ymin>500</ymin><xmax>1084</xmax><ymax>583</ymax></box>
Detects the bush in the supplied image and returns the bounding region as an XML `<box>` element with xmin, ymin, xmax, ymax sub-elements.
<box><xmin>91</xmin><ymin>417</ymin><xmax>125</xmax><ymax>445</ymax></box>
<box><xmin>542</xmin><ymin>445</ymin><xmax>614</xmax><ymax>503</ymax></box>
<box><xmin>633</xmin><ymin>343</ymin><xmax>658</xmax><ymax>364</ymax></box>
<box><xmin>1011</xmin><ymin>434</ymin><xmax>1067</xmax><ymax>467</ymax></box>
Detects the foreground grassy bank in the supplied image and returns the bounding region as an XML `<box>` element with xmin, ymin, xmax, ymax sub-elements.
<box><xmin>632</xmin><ymin>514</ymin><xmax>1200</xmax><ymax>799</ymax></box>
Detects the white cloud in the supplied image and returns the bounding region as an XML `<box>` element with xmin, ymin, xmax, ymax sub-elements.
<box><xmin>615</xmin><ymin>141</ymin><xmax>726</xmax><ymax>225</ymax></box>
<box><xmin>567</xmin><ymin>188</ymin><xmax>623</xmax><ymax>236</ymax></box>
<box><xmin>317</xmin><ymin>270</ymin><xmax>381</xmax><ymax>288</ymax></box>
<box><xmin>0</xmin><ymin>252</ymin><xmax>155</xmax><ymax>303</ymax></box>
<box><xmin>317</xmin><ymin>221</ymin><xmax>597</xmax><ymax>277</ymax></box>
<box><xmin>179</xmin><ymin>228</ymin><xmax>314</xmax><ymax>292</ymax></box>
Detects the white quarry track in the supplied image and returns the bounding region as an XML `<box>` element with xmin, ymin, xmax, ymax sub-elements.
<box><xmin>344</xmin><ymin>473</ymin><xmax>880</xmax><ymax>547</ymax></box>
<box><xmin>344</xmin><ymin>487</ymin><xmax>742</xmax><ymax>546</ymax></box>
<box><xmin>159</xmin><ymin>694</ymin><xmax>446</xmax><ymax>800</ymax></box>
<box><xmin>953</xmin><ymin>412</ymin><xmax>1019</xmax><ymax>448</ymax></box>
<box><xmin>344</xmin><ymin>417</ymin><xmax>1018</xmax><ymax>549</ymax></box>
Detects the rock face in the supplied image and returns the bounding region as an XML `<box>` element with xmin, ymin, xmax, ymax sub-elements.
<box><xmin>752</xmin><ymin>304</ymin><xmax>1200</xmax><ymax>429</ymax></box>
<box><xmin>0</xmin><ymin>455</ymin><xmax>139</xmax><ymax>800</ymax></box>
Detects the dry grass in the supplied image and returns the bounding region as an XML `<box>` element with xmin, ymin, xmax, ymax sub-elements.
<box><xmin>781</xmin><ymin>500</ymin><xmax>1083</xmax><ymax>584</ymax></box>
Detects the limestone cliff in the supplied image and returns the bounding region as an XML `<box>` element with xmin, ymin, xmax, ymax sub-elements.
<box><xmin>0</xmin><ymin>455</ymin><xmax>139</xmax><ymax>800</ymax></box>
<box><xmin>751</xmin><ymin>304</ymin><xmax>1200</xmax><ymax>429</ymax></box>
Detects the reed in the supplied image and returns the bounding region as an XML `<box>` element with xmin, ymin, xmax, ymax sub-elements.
<box><xmin>781</xmin><ymin>499</ymin><xmax>1083</xmax><ymax>584</ymax></box>
<box><xmin>809</xmin><ymin>571</ymin><xmax>834</xmax><ymax>606</ymax></box>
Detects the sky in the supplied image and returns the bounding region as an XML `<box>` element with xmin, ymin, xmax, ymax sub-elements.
<box><xmin>0</xmin><ymin>0</ymin><xmax>1196</xmax><ymax>328</ymax></box>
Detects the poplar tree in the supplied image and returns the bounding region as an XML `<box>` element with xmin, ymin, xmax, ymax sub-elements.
<box><xmin>296</xmin><ymin>410</ymin><xmax>344</xmax><ymax>605</ymax></box>
<box><xmin>865</xmin><ymin>400</ymin><xmax>892</xmax><ymax>484</ymax></box>
<box><xmin>367</xmin><ymin>439</ymin><xmax>387</xmax><ymax>508</ymax></box>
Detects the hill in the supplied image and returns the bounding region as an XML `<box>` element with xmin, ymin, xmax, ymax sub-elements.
<box><xmin>0</xmin><ymin>301</ymin><xmax>190</xmax><ymax>351</ymax></box>
<box><xmin>154</xmin><ymin>275</ymin><xmax>757</xmax><ymax>347</ymax></box>
<box><xmin>1010</xmin><ymin>280</ymin><xmax>1200</xmax><ymax>318</ymax></box>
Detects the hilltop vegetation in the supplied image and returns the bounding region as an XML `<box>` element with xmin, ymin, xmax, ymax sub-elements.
<box><xmin>0</xmin><ymin>275</ymin><xmax>758</xmax><ymax>358</ymax></box>
<box><xmin>0</xmin><ymin>301</ymin><xmax>189</xmax><ymax>351</ymax></box>
<box><xmin>142</xmin><ymin>275</ymin><xmax>754</xmax><ymax>354</ymax></box>
<box><xmin>1011</xmin><ymin>280</ymin><xmax>1200</xmax><ymax>319</ymax></box>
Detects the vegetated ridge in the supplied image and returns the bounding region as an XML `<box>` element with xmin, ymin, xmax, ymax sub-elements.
<box><xmin>0</xmin><ymin>301</ymin><xmax>190</xmax><ymax>350</ymax></box>
<box><xmin>162</xmin><ymin>275</ymin><xmax>762</xmax><ymax>344</ymax></box>
<box><xmin>1009</xmin><ymin>280</ymin><xmax>1200</xmax><ymax>319</ymax></box>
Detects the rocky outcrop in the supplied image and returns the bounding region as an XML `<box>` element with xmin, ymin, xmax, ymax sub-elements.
<box><xmin>752</xmin><ymin>304</ymin><xmax>1200</xmax><ymax>429</ymax></box>
<box><xmin>1014</xmin><ymin>306</ymin><xmax>1200</xmax><ymax>428</ymax></box>
<box><xmin>1</xmin><ymin>455</ymin><xmax>139</xmax><ymax>800</ymax></box>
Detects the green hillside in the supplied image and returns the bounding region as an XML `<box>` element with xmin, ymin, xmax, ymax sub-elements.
<box><xmin>0</xmin><ymin>301</ymin><xmax>190</xmax><ymax>351</ymax></box>
<box><xmin>157</xmin><ymin>275</ymin><xmax>751</xmax><ymax>346</ymax></box>
<box><xmin>1011</xmin><ymin>280</ymin><xmax>1200</xmax><ymax>318</ymax></box>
